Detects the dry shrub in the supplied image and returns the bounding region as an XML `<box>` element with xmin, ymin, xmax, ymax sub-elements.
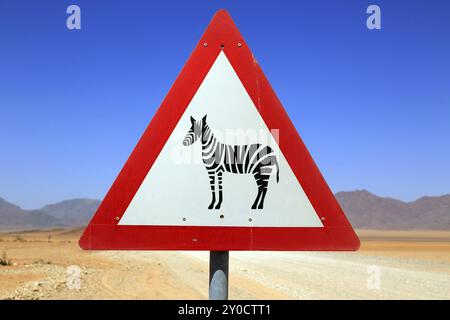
<box><xmin>0</xmin><ymin>249</ymin><xmax>12</xmax><ymax>266</ymax></box>
<box><xmin>14</xmin><ymin>235</ymin><xmax>25</xmax><ymax>242</ymax></box>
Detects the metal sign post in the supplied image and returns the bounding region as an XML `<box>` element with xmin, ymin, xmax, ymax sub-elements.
<box><xmin>209</xmin><ymin>251</ymin><xmax>229</xmax><ymax>300</ymax></box>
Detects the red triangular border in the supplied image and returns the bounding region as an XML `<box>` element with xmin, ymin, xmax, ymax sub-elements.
<box><xmin>79</xmin><ymin>10</ymin><xmax>360</xmax><ymax>251</ymax></box>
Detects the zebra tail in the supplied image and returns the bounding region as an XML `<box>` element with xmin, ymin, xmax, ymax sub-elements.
<box><xmin>275</xmin><ymin>158</ymin><xmax>280</xmax><ymax>183</ymax></box>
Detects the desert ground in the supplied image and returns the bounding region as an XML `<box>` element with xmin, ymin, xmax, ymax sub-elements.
<box><xmin>1</xmin><ymin>229</ymin><xmax>449</xmax><ymax>300</ymax></box>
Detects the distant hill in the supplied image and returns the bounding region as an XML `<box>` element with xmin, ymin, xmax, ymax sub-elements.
<box><xmin>0</xmin><ymin>197</ymin><xmax>99</xmax><ymax>232</ymax></box>
<box><xmin>0</xmin><ymin>191</ymin><xmax>449</xmax><ymax>231</ymax></box>
<box><xmin>40</xmin><ymin>199</ymin><xmax>100</xmax><ymax>227</ymax></box>
<box><xmin>336</xmin><ymin>190</ymin><xmax>450</xmax><ymax>230</ymax></box>
<box><xmin>0</xmin><ymin>197</ymin><xmax>66</xmax><ymax>231</ymax></box>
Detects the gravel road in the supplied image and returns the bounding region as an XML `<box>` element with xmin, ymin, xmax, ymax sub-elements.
<box><xmin>117</xmin><ymin>250</ymin><xmax>450</xmax><ymax>299</ymax></box>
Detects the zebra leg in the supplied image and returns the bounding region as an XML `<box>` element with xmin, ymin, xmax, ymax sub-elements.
<box><xmin>251</xmin><ymin>189</ymin><xmax>263</xmax><ymax>210</ymax></box>
<box><xmin>215</xmin><ymin>171</ymin><xmax>223</xmax><ymax>209</ymax></box>
<box><xmin>207</xmin><ymin>172</ymin><xmax>216</xmax><ymax>210</ymax></box>
<box><xmin>257</xmin><ymin>188</ymin><xmax>268</xmax><ymax>209</ymax></box>
<box><xmin>252</xmin><ymin>168</ymin><xmax>271</xmax><ymax>209</ymax></box>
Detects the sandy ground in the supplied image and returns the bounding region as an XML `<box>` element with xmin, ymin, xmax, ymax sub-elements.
<box><xmin>0</xmin><ymin>229</ymin><xmax>449</xmax><ymax>300</ymax></box>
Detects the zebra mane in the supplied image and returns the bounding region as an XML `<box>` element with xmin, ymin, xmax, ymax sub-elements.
<box><xmin>201</xmin><ymin>121</ymin><xmax>213</xmax><ymax>144</ymax></box>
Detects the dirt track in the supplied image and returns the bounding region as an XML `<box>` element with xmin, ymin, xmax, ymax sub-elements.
<box><xmin>1</xmin><ymin>229</ymin><xmax>450</xmax><ymax>299</ymax></box>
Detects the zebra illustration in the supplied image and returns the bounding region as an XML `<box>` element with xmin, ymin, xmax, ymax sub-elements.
<box><xmin>183</xmin><ymin>115</ymin><xmax>279</xmax><ymax>210</ymax></box>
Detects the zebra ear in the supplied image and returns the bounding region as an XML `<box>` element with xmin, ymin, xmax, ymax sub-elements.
<box><xmin>202</xmin><ymin>114</ymin><xmax>207</xmax><ymax>123</ymax></box>
<box><xmin>190</xmin><ymin>116</ymin><xmax>195</xmax><ymax>125</ymax></box>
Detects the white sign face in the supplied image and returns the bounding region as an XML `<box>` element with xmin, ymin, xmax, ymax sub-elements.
<box><xmin>119</xmin><ymin>52</ymin><xmax>323</xmax><ymax>227</ymax></box>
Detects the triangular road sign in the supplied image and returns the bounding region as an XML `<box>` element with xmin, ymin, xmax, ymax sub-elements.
<box><xmin>79</xmin><ymin>10</ymin><xmax>359</xmax><ymax>251</ymax></box>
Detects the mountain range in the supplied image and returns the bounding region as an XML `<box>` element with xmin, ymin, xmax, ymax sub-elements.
<box><xmin>0</xmin><ymin>198</ymin><xmax>100</xmax><ymax>231</ymax></box>
<box><xmin>0</xmin><ymin>190</ymin><xmax>449</xmax><ymax>231</ymax></box>
<box><xmin>335</xmin><ymin>190</ymin><xmax>450</xmax><ymax>230</ymax></box>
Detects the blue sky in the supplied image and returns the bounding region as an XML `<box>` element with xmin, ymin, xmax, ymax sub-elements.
<box><xmin>0</xmin><ymin>0</ymin><xmax>449</xmax><ymax>209</ymax></box>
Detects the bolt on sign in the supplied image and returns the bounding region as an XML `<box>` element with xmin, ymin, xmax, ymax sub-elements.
<box><xmin>79</xmin><ymin>10</ymin><xmax>359</xmax><ymax>251</ymax></box>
